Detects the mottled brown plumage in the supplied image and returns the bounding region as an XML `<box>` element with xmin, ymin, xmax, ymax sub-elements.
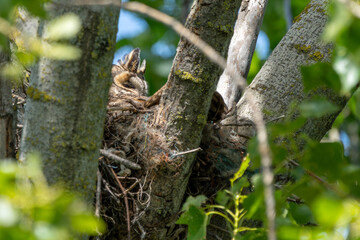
<box><xmin>109</xmin><ymin>48</ymin><xmax>148</xmax><ymax>100</ymax></box>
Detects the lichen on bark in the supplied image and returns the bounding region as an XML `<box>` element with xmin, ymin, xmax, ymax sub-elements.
<box><xmin>19</xmin><ymin>3</ymin><xmax>120</xmax><ymax>204</ymax></box>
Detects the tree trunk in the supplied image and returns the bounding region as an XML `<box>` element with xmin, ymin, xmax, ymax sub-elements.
<box><xmin>224</xmin><ymin>0</ymin><xmax>348</xmax><ymax>146</ymax></box>
<box><xmin>19</xmin><ymin>2</ymin><xmax>120</xmax><ymax>204</ymax></box>
<box><xmin>0</xmin><ymin>50</ymin><xmax>15</xmax><ymax>159</ymax></box>
<box><xmin>150</xmin><ymin>0</ymin><xmax>242</xmax><ymax>230</ymax></box>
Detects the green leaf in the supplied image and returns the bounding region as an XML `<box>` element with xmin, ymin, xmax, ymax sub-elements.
<box><xmin>42</xmin><ymin>43</ymin><xmax>81</xmax><ymax>60</ymax></box>
<box><xmin>269</xmin><ymin>117</ymin><xmax>306</xmax><ymax>136</ymax></box>
<box><xmin>243</xmin><ymin>175</ymin><xmax>265</xmax><ymax>219</ymax></box>
<box><xmin>288</xmin><ymin>202</ymin><xmax>314</xmax><ymax>225</ymax></box>
<box><xmin>181</xmin><ymin>195</ymin><xmax>207</xmax><ymax>211</ymax></box>
<box><xmin>215</xmin><ymin>190</ymin><xmax>230</xmax><ymax>206</ymax></box>
<box><xmin>231</xmin><ymin>178</ymin><xmax>249</xmax><ymax>196</ymax></box>
<box><xmin>71</xmin><ymin>213</ymin><xmax>106</xmax><ymax>234</ymax></box>
<box><xmin>323</xmin><ymin>2</ymin><xmax>352</xmax><ymax>43</ymax></box>
<box><xmin>311</xmin><ymin>195</ymin><xmax>345</xmax><ymax>228</ymax></box>
<box><xmin>333</xmin><ymin>53</ymin><xmax>360</xmax><ymax>93</ymax></box>
<box><xmin>339</xmin><ymin>166</ymin><xmax>360</xmax><ymax>198</ymax></box>
<box><xmin>301</xmin><ymin>63</ymin><xmax>341</xmax><ymax>93</ymax></box>
<box><xmin>299</xmin><ymin>98</ymin><xmax>338</xmax><ymax>118</ymax></box>
<box><xmin>231</xmin><ymin>155</ymin><xmax>250</xmax><ymax>183</ymax></box>
<box><xmin>177</xmin><ymin>205</ymin><xmax>207</xmax><ymax>240</ymax></box>
<box><xmin>0</xmin><ymin>198</ymin><xmax>18</xmax><ymax>227</ymax></box>
<box><xmin>302</xmin><ymin>142</ymin><xmax>345</xmax><ymax>181</ymax></box>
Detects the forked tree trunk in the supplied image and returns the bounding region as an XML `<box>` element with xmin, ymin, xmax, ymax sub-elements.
<box><xmin>228</xmin><ymin>0</ymin><xmax>348</xmax><ymax>146</ymax></box>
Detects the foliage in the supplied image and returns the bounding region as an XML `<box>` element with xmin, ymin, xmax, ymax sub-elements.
<box><xmin>0</xmin><ymin>154</ymin><xmax>105</xmax><ymax>240</ymax></box>
<box><xmin>243</xmin><ymin>3</ymin><xmax>360</xmax><ymax>239</ymax></box>
<box><xmin>177</xmin><ymin>156</ymin><xmax>257</xmax><ymax>240</ymax></box>
<box><xmin>0</xmin><ymin>0</ymin><xmax>81</xmax><ymax>84</ymax></box>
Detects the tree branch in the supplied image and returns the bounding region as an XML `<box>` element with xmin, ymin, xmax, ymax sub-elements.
<box><xmin>232</xmin><ymin>0</ymin><xmax>343</xmax><ymax>144</ymax></box>
<box><xmin>217</xmin><ymin>0</ymin><xmax>268</xmax><ymax>109</ymax></box>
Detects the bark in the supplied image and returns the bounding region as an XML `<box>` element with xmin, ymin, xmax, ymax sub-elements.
<box><xmin>0</xmin><ymin>50</ymin><xmax>15</xmax><ymax>159</ymax></box>
<box><xmin>217</xmin><ymin>0</ymin><xmax>268</xmax><ymax>109</ymax></box>
<box><xmin>19</xmin><ymin>2</ymin><xmax>120</xmax><ymax>204</ymax></box>
<box><xmin>150</xmin><ymin>0</ymin><xmax>242</xmax><ymax>228</ymax></box>
<box><xmin>224</xmin><ymin>0</ymin><xmax>348</xmax><ymax>146</ymax></box>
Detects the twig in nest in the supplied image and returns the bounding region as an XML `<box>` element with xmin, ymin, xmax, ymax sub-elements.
<box><xmin>102</xmin><ymin>179</ymin><xmax>120</xmax><ymax>204</ymax></box>
<box><xmin>172</xmin><ymin>147</ymin><xmax>202</xmax><ymax>157</ymax></box>
<box><xmin>137</xmin><ymin>221</ymin><xmax>146</xmax><ymax>240</ymax></box>
<box><xmin>118</xmin><ymin>178</ymin><xmax>140</xmax><ymax>197</ymax></box>
<box><xmin>109</xmin><ymin>167</ymin><xmax>131</xmax><ymax>240</ymax></box>
<box><xmin>100</xmin><ymin>149</ymin><xmax>141</xmax><ymax>170</ymax></box>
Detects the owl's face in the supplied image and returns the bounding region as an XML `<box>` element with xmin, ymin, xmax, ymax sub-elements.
<box><xmin>111</xmin><ymin>48</ymin><xmax>148</xmax><ymax>96</ymax></box>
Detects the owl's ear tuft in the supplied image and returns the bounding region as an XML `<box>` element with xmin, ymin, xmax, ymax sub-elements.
<box><xmin>138</xmin><ymin>59</ymin><xmax>146</xmax><ymax>75</ymax></box>
<box><xmin>124</xmin><ymin>48</ymin><xmax>141</xmax><ymax>73</ymax></box>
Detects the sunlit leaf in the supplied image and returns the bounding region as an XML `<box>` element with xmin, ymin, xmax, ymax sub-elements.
<box><xmin>45</xmin><ymin>13</ymin><xmax>81</xmax><ymax>41</ymax></box>
<box><xmin>231</xmin><ymin>155</ymin><xmax>250</xmax><ymax>183</ymax></box>
<box><xmin>323</xmin><ymin>2</ymin><xmax>352</xmax><ymax>42</ymax></box>
<box><xmin>333</xmin><ymin>53</ymin><xmax>360</xmax><ymax>93</ymax></box>
<box><xmin>181</xmin><ymin>195</ymin><xmax>207</xmax><ymax>211</ymax></box>
<box><xmin>0</xmin><ymin>61</ymin><xmax>24</xmax><ymax>83</ymax></box>
<box><xmin>71</xmin><ymin>213</ymin><xmax>106</xmax><ymax>234</ymax></box>
<box><xmin>42</xmin><ymin>43</ymin><xmax>81</xmax><ymax>60</ymax></box>
<box><xmin>312</xmin><ymin>195</ymin><xmax>347</xmax><ymax>228</ymax></box>
<box><xmin>0</xmin><ymin>198</ymin><xmax>18</xmax><ymax>227</ymax></box>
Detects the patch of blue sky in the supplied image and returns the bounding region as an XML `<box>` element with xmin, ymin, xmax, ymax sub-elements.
<box><xmin>340</xmin><ymin>131</ymin><xmax>351</xmax><ymax>156</ymax></box>
<box><xmin>116</xmin><ymin>10</ymin><xmax>148</xmax><ymax>41</ymax></box>
<box><xmin>256</xmin><ymin>31</ymin><xmax>270</xmax><ymax>60</ymax></box>
<box><xmin>151</xmin><ymin>40</ymin><xmax>176</xmax><ymax>59</ymax></box>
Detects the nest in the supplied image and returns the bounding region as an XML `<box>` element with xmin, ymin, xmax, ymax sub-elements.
<box><xmin>97</xmin><ymin>82</ymin><xmax>248</xmax><ymax>239</ymax></box>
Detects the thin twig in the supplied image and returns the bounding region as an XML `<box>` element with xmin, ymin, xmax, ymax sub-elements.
<box><xmin>95</xmin><ymin>170</ymin><xmax>102</xmax><ymax>240</ymax></box>
<box><xmin>100</xmin><ymin>149</ymin><xmax>141</xmax><ymax>170</ymax></box>
<box><xmin>172</xmin><ymin>147</ymin><xmax>202</xmax><ymax>157</ymax></box>
<box><xmin>289</xmin><ymin>160</ymin><xmax>341</xmax><ymax>193</ymax></box>
<box><xmin>109</xmin><ymin>166</ymin><xmax>131</xmax><ymax>240</ymax></box>
<box><xmin>95</xmin><ymin>170</ymin><xmax>102</xmax><ymax>217</ymax></box>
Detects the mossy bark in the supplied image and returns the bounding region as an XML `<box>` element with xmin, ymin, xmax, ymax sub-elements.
<box><xmin>0</xmin><ymin>50</ymin><xmax>15</xmax><ymax>159</ymax></box>
<box><xmin>19</xmin><ymin>3</ymin><xmax>120</xmax><ymax>204</ymax></box>
<box><xmin>137</xmin><ymin>0</ymin><xmax>242</xmax><ymax>237</ymax></box>
<box><xmin>228</xmin><ymin>0</ymin><xmax>349</xmax><ymax>146</ymax></box>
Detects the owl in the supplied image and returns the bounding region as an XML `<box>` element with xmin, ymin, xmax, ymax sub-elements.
<box><xmin>109</xmin><ymin>48</ymin><xmax>148</xmax><ymax>100</ymax></box>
